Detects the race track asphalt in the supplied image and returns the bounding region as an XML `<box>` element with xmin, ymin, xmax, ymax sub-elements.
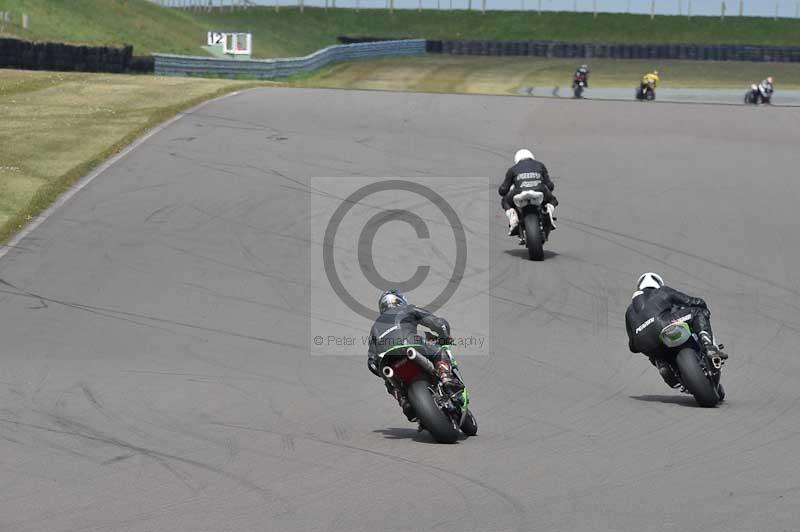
<box><xmin>1</xmin><ymin>88</ymin><xmax>799</xmax><ymax>532</ymax></box>
<box><xmin>519</xmin><ymin>86</ymin><xmax>800</xmax><ymax>106</ymax></box>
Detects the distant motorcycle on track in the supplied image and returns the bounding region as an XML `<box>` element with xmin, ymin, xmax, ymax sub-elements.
<box><xmin>636</xmin><ymin>80</ymin><xmax>656</xmax><ymax>101</ymax></box>
<box><xmin>573</xmin><ymin>77</ymin><xmax>586</xmax><ymax>99</ymax></box>
<box><xmin>745</xmin><ymin>84</ymin><xmax>772</xmax><ymax>105</ymax></box>
<box><xmin>573</xmin><ymin>65</ymin><xmax>590</xmax><ymax>99</ymax></box>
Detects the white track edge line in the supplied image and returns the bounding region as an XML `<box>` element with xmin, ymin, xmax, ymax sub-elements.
<box><xmin>0</xmin><ymin>88</ymin><xmax>249</xmax><ymax>263</ymax></box>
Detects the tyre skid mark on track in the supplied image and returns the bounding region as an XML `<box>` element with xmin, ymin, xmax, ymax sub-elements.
<box><xmin>0</xmin><ymin>416</ymin><xmax>288</xmax><ymax>502</ymax></box>
<box><xmin>211</xmin><ymin>421</ymin><xmax>528</xmax><ymax>532</ymax></box>
<box><xmin>559</xmin><ymin>220</ymin><xmax>718</xmax><ymax>291</ymax></box>
<box><xmin>163</xmin><ymin>244</ymin><xmax>307</xmax><ymax>291</ymax></box>
<box><xmin>0</xmin><ymin>282</ymin><xmax>305</xmax><ymax>352</ymax></box>
<box><xmin>185</xmin><ymin>203</ymin><xmax>325</xmax><ymax>250</ymax></box>
<box><xmin>563</xmin><ymin>217</ymin><xmax>800</xmax><ymax>300</ymax></box>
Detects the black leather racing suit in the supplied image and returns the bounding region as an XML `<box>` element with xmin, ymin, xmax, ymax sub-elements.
<box><xmin>498</xmin><ymin>159</ymin><xmax>558</xmax><ymax>211</ymax></box>
<box><xmin>625</xmin><ymin>286</ymin><xmax>712</xmax><ymax>359</ymax></box>
<box><xmin>574</xmin><ymin>69</ymin><xmax>589</xmax><ymax>88</ymax></box>
<box><xmin>367</xmin><ymin>304</ymin><xmax>451</xmax><ymax>379</ymax></box>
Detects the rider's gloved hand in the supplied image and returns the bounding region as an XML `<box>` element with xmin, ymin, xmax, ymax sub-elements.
<box><xmin>437</xmin><ymin>336</ymin><xmax>454</xmax><ymax>346</ymax></box>
<box><xmin>368</xmin><ymin>358</ymin><xmax>380</xmax><ymax>377</ymax></box>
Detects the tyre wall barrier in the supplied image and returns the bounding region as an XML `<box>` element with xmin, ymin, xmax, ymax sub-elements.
<box><xmin>425</xmin><ymin>39</ymin><xmax>800</xmax><ymax>62</ymax></box>
<box><xmin>0</xmin><ymin>38</ymin><xmax>137</xmax><ymax>72</ymax></box>
<box><xmin>154</xmin><ymin>39</ymin><xmax>426</xmax><ymax>79</ymax></box>
<box><xmin>338</xmin><ymin>37</ymin><xmax>800</xmax><ymax>62</ymax></box>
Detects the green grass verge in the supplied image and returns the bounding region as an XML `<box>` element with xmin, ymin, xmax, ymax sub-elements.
<box><xmin>0</xmin><ymin>70</ymin><xmax>266</xmax><ymax>244</ymax></box>
<box><xmin>2</xmin><ymin>2</ymin><xmax>800</xmax><ymax>58</ymax></box>
<box><xmin>287</xmin><ymin>55</ymin><xmax>800</xmax><ymax>93</ymax></box>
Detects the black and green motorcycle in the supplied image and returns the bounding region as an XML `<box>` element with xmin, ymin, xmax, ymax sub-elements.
<box><xmin>655</xmin><ymin>317</ymin><xmax>727</xmax><ymax>407</ymax></box>
<box><xmin>379</xmin><ymin>333</ymin><xmax>477</xmax><ymax>443</ymax></box>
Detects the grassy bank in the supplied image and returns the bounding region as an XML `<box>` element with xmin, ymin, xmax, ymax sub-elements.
<box><xmin>194</xmin><ymin>8</ymin><xmax>800</xmax><ymax>57</ymax></box>
<box><xmin>2</xmin><ymin>2</ymin><xmax>800</xmax><ymax>58</ymax></box>
<box><xmin>0</xmin><ymin>70</ymin><xmax>262</xmax><ymax>243</ymax></box>
<box><xmin>288</xmin><ymin>56</ymin><xmax>800</xmax><ymax>94</ymax></box>
<box><xmin>0</xmin><ymin>0</ymin><xmax>207</xmax><ymax>55</ymax></box>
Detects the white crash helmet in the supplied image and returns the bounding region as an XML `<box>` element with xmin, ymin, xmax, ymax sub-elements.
<box><xmin>637</xmin><ymin>272</ymin><xmax>664</xmax><ymax>291</ymax></box>
<box><xmin>514</xmin><ymin>149</ymin><xmax>535</xmax><ymax>164</ymax></box>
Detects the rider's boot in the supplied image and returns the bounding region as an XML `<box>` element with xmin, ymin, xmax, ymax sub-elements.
<box><xmin>650</xmin><ymin>357</ymin><xmax>680</xmax><ymax>388</ymax></box>
<box><xmin>435</xmin><ymin>360</ymin><xmax>464</xmax><ymax>394</ymax></box>
<box><xmin>699</xmin><ymin>331</ymin><xmax>728</xmax><ymax>360</ymax></box>
<box><xmin>390</xmin><ymin>387</ymin><xmax>416</xmax><ymax>422</ymax></box>
<box><xmin>505</xmin><ymin>208</ymin><xmax>519</xmax><ymax>237</ymax></box>
<box><xmin>544</xmin><ymin>203</ymin><xmax>557</xmax><ymax>230</ymax></box>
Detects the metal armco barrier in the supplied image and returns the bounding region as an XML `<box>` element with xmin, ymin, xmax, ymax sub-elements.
<box><xmin>154</xmin><ymin>39</ymin><xmax>426</xmax><ymax>79</ymax></box>
<box><xmin>427</xmin><ymin>39</ymin><xmax>800</xmax><ymax>62</ymax></box>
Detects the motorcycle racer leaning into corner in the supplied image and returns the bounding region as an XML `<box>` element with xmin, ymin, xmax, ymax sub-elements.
<box><xmin>499</xmin><ymin>149</ymin><xmax>558</xmax><ymax>237</ymax></box>
<box><xmin>753</xmin><ymin>76</ymin><xmax>775</xmax><ymax>103</ymax></box>
<box><xmin>367</xmin><ymin>290</ymin><xmax>463</xmax><ymax>421</ymax></box>
<box><xmin>641</xmin><ymin>70</ymin><xmax>660</xmax><ymax>89</ymax></box>
<box><xmin>625</xmin><ymin>272</ymin><xmax>728</xmax><ymax>388</ymax></box>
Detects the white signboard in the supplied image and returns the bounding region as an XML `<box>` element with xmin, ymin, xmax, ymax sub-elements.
<box><xmin>207</xmin><ymin>31</ymin><xmax>251</xmax><ymax>56</ymax></box>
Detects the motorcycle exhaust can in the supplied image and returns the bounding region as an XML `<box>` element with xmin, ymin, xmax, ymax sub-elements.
<box><xmin>382</xmin><ymin>366</ymin><xmax>394</xmax><ymax>379</ymax></box>
<box><xmin>406</xmin><ymin>348</ymin><xmax>437</xmax><ymax>375</ymax></box>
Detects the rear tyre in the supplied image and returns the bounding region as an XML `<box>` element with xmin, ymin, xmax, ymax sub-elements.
<box><xmin>461</xmin><ymin>409</ymin><xmax>478</xmax><ymax>436</ymax></box>
<box><xmin>574</xmin><ymin>85</ymin><xmax>583</xmax><ymax>99</ymax></box>
<box><xmin>523</xmin><ymin>212</ymin><xmax>544</xmax><ymax>261</ymax></box>
<box><xmin>676</xmin><ymin>348</ymin><xmax>719</xmax><ymax>407</ymax></box>
<box><xmin>408</xmin><ymin>380</ymin><xmax>459</xmax><ymax>444</ymax></box>
<box><xmin>636</xmin><ymin>87</ymin><xmax>644</xmax><ymax>100</ymax></box>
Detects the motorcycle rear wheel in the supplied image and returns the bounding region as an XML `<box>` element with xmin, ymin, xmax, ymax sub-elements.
<box><xmin>676</xmin><ymin>348</ymin><xmax>719</xmax><ymax>407</ymax></box>
<box><xmin>523</xmin><ymin>212</ymin><xmax>544</xmax><ymax>261</ymax></box>
<box><xmin>408</xmin><ymin>380</ymin><xmax>460</xmax><ymax>444</ymax></box>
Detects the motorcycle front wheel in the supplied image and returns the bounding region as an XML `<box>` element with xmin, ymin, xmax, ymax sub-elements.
<box><xmin>461</xmin><ymin>409</ymin><xmax>478</xmax><ymax>436</ymax></box>
<box><xmin>408</xmin><ymin>380</ymin><xmax>460</xmax><ymax>443</ymax></box>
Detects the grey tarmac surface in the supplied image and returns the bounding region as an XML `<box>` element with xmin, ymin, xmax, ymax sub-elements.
<box><xmin>1</xmin><ymin>87</ymin><xmax>800</xmax><ymax>532</ymax></box>
<box><xmin>520</xmin><ymin>85</ymin><xmax>800</xmax><ymax>106</ymax></box>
